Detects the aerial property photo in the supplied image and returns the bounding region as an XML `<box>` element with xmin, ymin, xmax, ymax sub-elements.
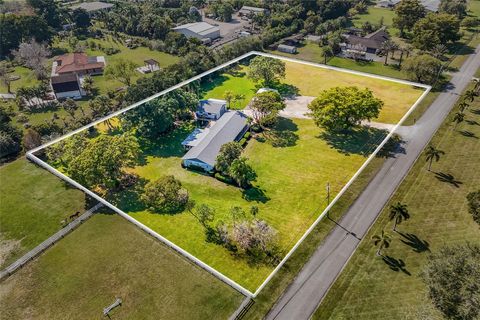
<box><xmin>27</xmin><ymin>52</ymin><xmax>428</xmax><ymax>296</ymax></box>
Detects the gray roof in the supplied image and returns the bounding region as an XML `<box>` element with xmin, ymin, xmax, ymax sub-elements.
<box><xmin>172</xmin><ymin>22</ymin><xmax>219</xmax><ymax>36</ymax></box>
<box><xmin>239</xmin><ymin>6</ymin><xmax>266</xmax><ymax>13</ymax></box>
<box><xmin>182</xmin><ymin>111</ymin><xmax>248</xmax><ymax>167</ymax></box>
<box><xmin>377</xmin><ymin>0</ymin><xmax>439</xmax><ymax>11</ymax></box>
<box><xmin>198</xmin><ymin>99</ymin><xmax>226</xmax><ymax>115</ymax></box>
<box><xmin>70</xmin><ymin>1</ymin><xmax>114</xmax><ymax>12</ymax></box>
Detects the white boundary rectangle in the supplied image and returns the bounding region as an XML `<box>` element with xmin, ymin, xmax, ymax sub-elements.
<box><xmin>27</xmin><ymin>51</ymin><xmax>431</xmax><ymax>298</ymax></box>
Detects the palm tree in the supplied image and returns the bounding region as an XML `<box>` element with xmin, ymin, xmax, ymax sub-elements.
<box><xmin>389</xmin><ymin>202</ymin><xmax>410</xmax><ymax>232</ymax></box>
<box><xmin>234</xmin><ymin>93</ymin><xmax>245</xmax><ymax>109</ymax></box>
<box><xmin>82</xmin><ymin>75</ymin><xmax>94</xmax><ymax>96</ymax></box>
<box><xmin>372</xmin><ymin>230</ymin><xmax>392</xmax><ymax>256</ymax></box>
<box><xmin>380</xmin><ymin>40</ymin><xmax>396</xmax><ymax>65</ymax></box>
<box><xmin>425</xmin><ymin>145</ymin><xmax>445</xmax><ymax>171</ymax></box>
<box><xmin>321</xmin><ymin>45</ymin><xmax>334</xmax><ymax>65</ymax></box>
<box><xmin>464</xmin><ymin>89</ymin><xmax>478</xmax><ymax>102</ymax></box>
<box><xmin>223</xmin><ymin>90</ymin><xmax>234</xmax><ymax>107</ymax></box>
<box><xmin>458</xmin><ymin>101</ymin><xmax>469</xmax><ymax>112</ymax></box>
<box><xmin>452</xmin><ymin>112</ymin><xmax>465</xmax><ymax>130</ymax></box>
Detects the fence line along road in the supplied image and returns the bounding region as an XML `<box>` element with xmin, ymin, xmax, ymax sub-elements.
<box><xmin>0</xmin><ymin>203</ymin><xmax>103</xmax><ymax>281</ymax></box>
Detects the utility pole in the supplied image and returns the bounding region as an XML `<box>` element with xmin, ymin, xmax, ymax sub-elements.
<box><xmin>326</xmin><ymin>182</ymin><xmax>330</xmax><ymax>217</ymax></box>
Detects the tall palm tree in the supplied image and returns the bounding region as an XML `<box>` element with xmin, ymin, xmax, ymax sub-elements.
<box><xmin>452</xmin><ymin>112</ymin><xmax>465</xmax><ymax>130</ymax></box>
<box><xmin>372</xmin><ymin>230</ymin><xmax>392</xmax><ymax>256</ymax></box>
<box><xmin>458</xmin><ymin>101</ymin><xmax>469</xmax><ymax>112</ymax></box>
<box><xmin>425</xmin><ymin>145</ymin><xmax>445</xmax><ymax>171</ymax></box>
<box><xmin>389</xmin><ymin>202</ymin><xmax>410</xmax><ymax>232</ymax></box>
<box><xmin>464</xmin><ymin>89</ymin><xmax>478</xmax><ymax>102</ymax></box>
<box><xmin>321</xmin><ymin>45</ymin><xmax>334</xmax><ymax>65</ymax></box>
<box><xmin>380</xmin><ymin>40</ymin><xmax>396</xmax><ymax>65</ymax></box>
<box><xmin>223</xmin><ymin>90</ymin><xmax>234</xmax><ymax>107</ymax></box>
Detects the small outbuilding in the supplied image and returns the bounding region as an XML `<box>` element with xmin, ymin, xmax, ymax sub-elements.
<box><xmin>277</xmin><ymin>44</ymin><xmax>297</xmax><ymax>54</ymax></box>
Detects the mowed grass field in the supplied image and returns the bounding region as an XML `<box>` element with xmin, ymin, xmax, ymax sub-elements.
<box><xmin>313</xmin><ymin>84</ymin><xmax>480</xmax><ymax>319</ymax></box>
<box><xmin>0</xmin><ymin>213</ymin><xmax>243</xmax><ymax>320</ymax></box>
<box><xmin>0</xmin><ymin>159</ymin><xmax>87</xmax><ymax>269</ymax></box>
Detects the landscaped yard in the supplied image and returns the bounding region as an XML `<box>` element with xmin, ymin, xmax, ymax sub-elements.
<box><xmin>0</xmin><ymin>213</ymin><xmax>243</xmax><ymax>320</ymax></box>
<box><xmin>42</xmin><ymin>56</ymin><xmax>426</xmax><ymax>292</ymax></box>
<box><xmin>312</xmin><ymin>82</ymin><xmax>480</xmax><ymax>319</ymax></box>
<box><xmin>0</xmin><ymin>158</ymin><xmax>87</xmax><ymax>269</ymax></box>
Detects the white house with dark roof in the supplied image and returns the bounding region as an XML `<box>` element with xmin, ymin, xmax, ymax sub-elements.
<box><xmin>182</xmin><ymin>111</ymin><xmax>249</xmax><ymax>172</ymax></box>
<box><xmin>172</xmin><ymin>22</ymin><xmax>220</xmax><ymax>41</ymax></box>
<box><xmin>195</xmin><ymin>99</ymin><xmax>227</xmax><ymax>120</ymax></box>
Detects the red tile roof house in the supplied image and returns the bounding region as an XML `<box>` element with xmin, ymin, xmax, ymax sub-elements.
<box><xmin>50</xmin><ymin>52</ymin><xmax>106</xmax><ymax>99</ymax></box>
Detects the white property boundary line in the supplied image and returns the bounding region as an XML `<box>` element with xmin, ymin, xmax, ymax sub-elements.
<box><xmin>26</xmin><ymin>52</ymin><xmax>431</xmax><ymax>298</ymax></box>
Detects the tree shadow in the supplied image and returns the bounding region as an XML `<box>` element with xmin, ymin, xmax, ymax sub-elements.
<box><xmin>470</xmin><ymin>108</ymin><xmax>480</xmax><ymax>115</ymax></box>
<box><xmin>399</xmin><ymin>232</ymin><xmax>430</xmax><ymax>253</ymax></box>
<box><xmin>459</xmin><ymin>130</ymin><xmax>478</xmax><ymax>139</ymax></box>
<box><xmin>107</xmin><ymin>177</ymin><xmax>147</xmax><ymax>213</ymax></box>
<box><xmin>434</xmin><ymin>172</ymin><xmax>463</xmax><ymax>188</ymax></box>
<box><xmin>319</xmin><ymin>126</ymin><xmax>389</xmax><ymax>157</ymax></box>
<box><xmin>242</xmin><ymin>186</ymin><xmax>270</xmax><ymax>203</ymax></box>
<box><xmin>465</xmin><ymin>120</ymin><xmax>479</xmax><ymax>126</ymax></box>
<box><xmin>382</xmin><ymin>255</ymin><xmax>411</xmax><ymax>275</ymax></box>
<box><xmin>269</xmin><ymin>81</ymin><xmax>299</xmax><ymax>97</ymax></box>
<box><xmin>377</xmin><ymin>134</ymin><xmax>406</xmax><ymax>159</ymax></box>
<box><xmin>258</xmin><ymin>117</ymin><xmax>299</xmax><ymax>148</ymax></box>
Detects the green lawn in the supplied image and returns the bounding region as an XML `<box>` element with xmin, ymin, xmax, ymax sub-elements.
<box><xmin>0</xmin><ymin>213</ymin><xmax>243</xmax><ymax>320</ymax></box>
<box><xmin>0</xmin><ymin>158</ymin><xmax>87</xmax><ymax>268</ymax></box>
<box><xmin>352</xmin><ymin>7</ymin><xmax>397</xmax><ymax>33</ymax></box>
<box><xmin>313</xmin><ymin>83</ymin><xmax>480</xmax><ymax>319</ymax></box>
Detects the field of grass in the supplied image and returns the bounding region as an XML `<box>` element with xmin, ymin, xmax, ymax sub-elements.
<box><xmin>0</xmin><ymin>159</ymin><xmax>86</xmax><ymax>268</ymax></box>
<box><xmin>352</xmin><ymin>7</ymin><xmax>397</xmax><ymax>34</ymax></box>
<box><xmin>313</xmin><ymin>83</ymin><xmax>480</xmax><ymax>319</ymax></box>
<box><xmin>0</xmin><ymin>213</ymin><xmax>243</xmax><ymax>319</ymax></box>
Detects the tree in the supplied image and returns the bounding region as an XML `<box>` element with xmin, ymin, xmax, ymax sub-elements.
<box><xmin>308</xmin><ymin>86</ymin><xmax>383</xmax><ymax>132</ymax></box>
<box><xmin>464</xmin><ymin>89</ymin><xmax>478</xmax><ymax>102</ymax></box>
<box><xmin>22</xmin><ymin>128</ymin><xmax>42</xmax><ymax>150</ymax></box>
<box><xmin>71</xmin><ymin>8</ymin><xmax>91</xmax><ymax>30</ymax></box>
<box><xmin>380</xmin><ymin>40</ymin><xmax>397</xmax><ymax>65</ymax></box>
<box><xmin>232</xmin><ymin>219</ymin><xmax>278</xmax><ymax>258</ymax></box>
<box><xmin>142</xmin><ymin>175</ymin><xmax>189</xmax><ymax>213</ymax></box>
<box><xmin>458</xmin><ymin>101</ymin><xmax>469</xmax><ymax>113</ymax></box>
<box><xmin>371</xmin><ymin>230</ymin><xmax>391</xmax><ymax>256</ymax></box>
<box><xmin>215</xmin><ymin>141</ymin><xmax>242</xmax><ymax>175</ymax></box>
<box><xmin>13</xmin><ymin>40</ymin><xmax>50</xmax><ymax>79</ymax></box>
<box><xmin>393</xmin><ymin>0</ymin><xmax>426</xmax><ymax>37</ymax></box>
<box><xmin>403</xmin><ymin>54</ymin><xmax>442</xmax><ymax>85</ymax></box>
<box><xmin>461</xmin><ymin>17</ymin><xmax>480</xmax><ymax>29</ymax></box>
<box><xmin>0</xmin><ymin>107</ymin><xmax>22</xmax><ymax>158</ymax></box>
<box><xmin>321</xmin><ymin>45</ymin><xmax>334</xmax><ymax>64</ymax></box>
<box><xmin>389</xmin><ymin>202</ymin><xmax>410</xmax><ymax>232</ymax></box>
<box><xmin>247</xmin><ymin>56</ymin><xmax>286</xmax><ymax>86</ymax></box>
<box><xmin>27</xmin><ymin>0</ymin><xmax>62</xmax><ymax>29</ymax></box>
<box><xmin>0</xmin><ymin>62</ymin><xmax>12</xmax><ymax>93</ymax></box>
<box><xmin>466</xmin><ymin>190</ymin><xmax>480</xmax><ymax>225</ymax></box>
<box><xmin>249</xmin><ymin>91</ymin><xmax>285</xmax><ymax>128</ymax></box>
<box><xmin>431</xmin><ymin>44</ymin><xmax>448</xmax><ymax>60</ymax></box>
<box><xmin>425</xmin><ymin>145</ymin><xmax>444</xmax><ymax>171</ymax></box>
<box><xmin>65</xmin><ymin>134</ymin><xmax>140</xmax><ymax>189</ymax></box>
<box><xmin>412</xmin><ymin>13</ymin><xmax>460</xmax><ymax>50</ymax></box>
<box><xmin>105</xmin><ymin>58</ymin><xmax>138</xmax><ymax>87</ymax></box>
<box><xmin>192</xmin><ymin>204</ymin><xmax>215</xmax><ymax>228</ymax></box>
<box><xmin>439</xmin><ymin>0</ymin><xmax>467</xmax><ymax>18</ymax></box>
<box><xmin>452</xmin><ymin>112</ymin><xmax>465</xmax><ymax>130</ymax></box>
<box><xmin>422</xmin><ymin>244</ymin><xmax>480</xmax><ymax>320</ymax></box>
<box><xmin>82</xmin><ymin>75</ymin><xmax>94</xmax><ymax>96</ymax></box>
<box><xmin>229</xmin><ymin>157</ymin><xmax>257</xmax><ymax>189</ymax></box>
<box><xmin>223</xmin><ymin>90</ymin><xmax>234</xmax><ymax>107</ymax></box>
<box><xmin>62</xmin><ymin>98</ymin><xmax>78</xmax><ymax>119</ymax></box>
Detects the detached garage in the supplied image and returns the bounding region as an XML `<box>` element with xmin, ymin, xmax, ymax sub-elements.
<box><xmin>172</xmin><ymin>22</ymin><xmax>220</xmax><ymax>41</ymax></box>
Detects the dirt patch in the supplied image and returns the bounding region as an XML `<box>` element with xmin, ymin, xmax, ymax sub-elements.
<box><xmin>0</xmin><ymin>234</ymin><xmax>22</xmax><ymax>268</ymax></box>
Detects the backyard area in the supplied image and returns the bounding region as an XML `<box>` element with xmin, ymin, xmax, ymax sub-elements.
<box><xmin>0</xmin><ymin>213</ymin><xmax>243</xmax><ymax>320</ymax></box>
<box><xmin>40</xmin><ymin>55</ymin><xmax>426</xmax><ymax>292</ymax></box>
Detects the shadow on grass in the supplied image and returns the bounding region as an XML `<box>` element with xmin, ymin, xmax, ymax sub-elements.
<box><xmin>107</xmin><ymin>177</ymin><xmax>147</xmax><ymax>213</ymax></box>
<box><xmin>268</xmin><ymin>81</ymin><xmax>299</xmax><ymax>97</ymax></box>
<box><xmin>470</xmin><ymin>108</ymin><xmax>480</xmax><ymax>115</ymax></box>
<box><xmin>242</xmin><ymin>186</ymin><xmax>270</xmax><ymax>203</ymax></box>
<box><xmin>459</xmin><ymin>130</ymin><xmax>478</xmax><ymax>139</ymax></box>
<box><xmin>382</xmin><ymin>255</ymin><xmax>411</xmax><ymax>275</ymax></box>
<box><xmin>319</xmin><ymin>126</ymin><xmax>390</xmax><ymax>157</ymax></box>
<box><xmin>434</xmin><ymin>172</ymin><xmax>463</xmax><ymax>188</ymax></box>
<box><xmin>465</xmin><ymin>119</ymin><xmax>479</xmax><ymax>126</ymax></box>
<box><xmin>256</xmin><ymin>117</ymin><xmax>299</xmax><ymax>148</ymax></box>
<box><xmin>399</xmin><ymin>232</ymin><xmax>430</xmax><ymax>253</ymax></box>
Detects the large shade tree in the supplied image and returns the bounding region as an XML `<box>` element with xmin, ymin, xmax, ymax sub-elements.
<box><xmin>142</xmin><ymin>175</ymin><xmax>189</xmax><ymax>213</ymax></box>
<box><xmin>403</xmin><ymin>54</ymin><xmax>442</xmax><ymax>85</ymax></box>
<box><xmin>215</xmin><ymin>141</ymin><xmax>242</xmax><ymax>175</ymax></box>
<box><xmin>393</xmin><ymin>0</ymin><xmax>426</xmax><ymax>37</ymax></box>
<box><xmin>247</xmin><ymin>56</ymin><xmax>286</xmax><ymax>86</ymax></box>
<box><xmin>412</xmin><ymin>13</ymin><xmax>460</xmax><ymax>51</ymax></box>
<box><xmin>249</xmin><ymin>91</ymin><xmax>285</xmax><ymax>128</ymax></box>
<box><xmin>308</xmin><ymin>86</ymin><xmax>383</xmax><ymax>132</ymax></box>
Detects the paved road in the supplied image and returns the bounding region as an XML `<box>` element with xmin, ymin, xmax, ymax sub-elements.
<box><xmin>266</xmin><ymin>45</ymin><xmax>480</xmax><ymax>320</ymax></box>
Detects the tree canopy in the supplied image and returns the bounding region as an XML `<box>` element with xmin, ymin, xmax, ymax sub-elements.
<box><xmin>422</xmin><ymin>244</ymin><xmax>480</xmax><ymax>320</ymax></box>
<box><xmin>308</xmin><ymin>86</ymin><xmax>383</xmax><ymax>132</ymax></box>
<box><xmin>105</xmin><ymin>58</ymin><xmax>138</xmax><ymax>87</ymax></box>
<box><xmin>393</xmin><ymin>0</ymin><xmax>426</xmax><ymax>37</ymax></box>
<box><xmin>249</xmin><ymin>91</ymin><xmax>286</xmax><ymax>128</ymax></box>
<box><xmin>215</xmin><ymin>142</ymin><xmax>242</xmax><ymax>175</ymax></box>
<box><xmin>467</xmin><ymin>190</ymin><xmax>480</xmax><ymax>225</ymax></box>
<box><xmin>412</xmin><ymin>13</ymin><xmax>460</xmax><ymax>50</ymax></box>
<box><xmin>142</xmin><ymin>175</ymin><xmax>189</xmax><ymax>213</ymax></box>
<box><xmin>403</xmin><ymin>54</ymin><xmax>442</xmax><ymax>85</ymax></box>
<box><xmin>248</xmin><ymin>56</ymin><xmax>286</xmax><ymax>85</ymax></box>
<box><xmin>229</xmin><ymin>157</ymin><xmax>257</xmax><ymax>189</ymax></box>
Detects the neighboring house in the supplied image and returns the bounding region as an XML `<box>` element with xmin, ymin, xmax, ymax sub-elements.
<box><xmin>342</xmin><ymin>27</ymin><xmax>390</xmax><ymax>55</ymax></box>
<box><xmin>238</xmin><ymin>6</ymin><xmax>268</xmax><ymax>16</ymax></box>
<box><xmin>172</xmin><ymin>22</ymin><xmax>220</xmax><ymax>42</ymax></box>
<box><xmin>376</xmin><ymin>0</ymin><xmax>439</xmax><ymax>12</ymax></box>
<box><xmin>50</xmin><ymin>73</ymin><xmax>83</xmax><ymax>99</ymax></box>
<box><xmin>50</xmin><ymin>53</ymin><xmax>105</xmax><ymax>99</ymax></box>
<box><xmin>52</xmin><ymin>52</ymin><xmax>105</xmax><ymax>76</ymax></box>
<box><xmin>182</xmin><ymin>111</ymin><xmax>249</xmax><ymax>172</ymax></box>
<box><xmin>277</xmin><ymin>44</ymin><xmax>297</xmax><ymax>54</ymax></box>
<box><xmin>70</xmin><ymin>1</ymin><xmax>114</xmax><ymax>15</ymax></box>
<box><xmin>195</xmin><ymin>99</ymin><xmax>227</xmax><ymax>120</ymax></box>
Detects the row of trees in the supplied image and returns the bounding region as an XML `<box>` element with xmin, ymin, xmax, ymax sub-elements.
<box><xmin>215</xmin><ymin>142</ymin><xmax>257</xmax><ymax>189</ymax></box>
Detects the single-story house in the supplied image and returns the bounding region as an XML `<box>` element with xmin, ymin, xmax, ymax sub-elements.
<box><xmin>343</xmin><ymin>27</ymin><xmax>389</xmax><ymax>54</ymax></box>
<box><xmin>172</xmin><ymin>22</ymin><xmax>220</xmax><ymax>41</ymax></box>
<box><xmin>377</xmin><ymin>0</ymin><xmax>439</xmax><ymax>12</ymax></box>
<box><xmin>277</xmin><ymin>44</ymin><xmax>297</xmax><ymax>54</ymax></box>
<box><xmin>52</xmin><ymin>52</ymin><xmax>105</xmax><ymax>76</ymax></box>
<box><xmin>195</xmin><ymin>99</ymin><xmax>227</xmax><ymax>120</ymax></box>
<box><xmin>182</xmin><ymin>111</ymin><xmax>249</xmax><ymax>172</ymax></box>
<box><xmin>238</xmin><ymin>6</ymin><xmax>268</xmax><ymax>16</ymax></box>
<box><xmin>51</xmin><ymin>73</ymin><xmax>83</xmax><ymax>99</ymax></box>
<box><xmin>70</xmin><ymin>1</ymin><xmax>114</xmax><ymax>15</ymax></box>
